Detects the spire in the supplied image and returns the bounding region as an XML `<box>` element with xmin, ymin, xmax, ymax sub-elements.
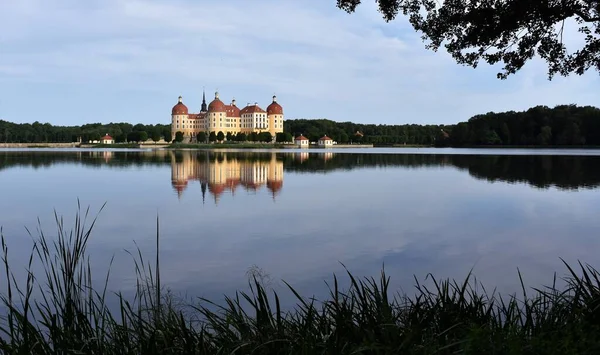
<box><xmin>201</xmin><ymin>182</ymin><xmax>207</xmax><ymax>204</ymax></box>
<box><xmin>201</xmin><ymin>88</ymin><xmax>207</xmax><ymax>112</ymax></box>
<box><xmin>178</xmin><ymin>95</ymin><xmax>182</xmax><ymax>103</ymax></box>
<box><xmin>215</xmin><ymin>90</ymin><xmax>219</xmax><ymax>99</ymax></box>
<box><xmin>272</xmin><ymin>94</ymin><xmax>277</xmax><ymax>102</ymax></box>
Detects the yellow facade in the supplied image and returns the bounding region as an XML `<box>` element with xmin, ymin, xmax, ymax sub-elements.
<box><xmin>171</xmin><ymin>91</ymin><xmax>284</xmax><ymax>141</ymax></box>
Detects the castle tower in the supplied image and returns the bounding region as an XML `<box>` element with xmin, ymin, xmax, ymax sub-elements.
<box><xmin>207</xmin><ymin>91</ymin><xmax>226</xmax><ymax>134</ymax></box>
<box><xmin>171</xmin><ymin>95</ymin><xmax>189</xmax><ymax>139</ymax></box>
<box><xmin>266</xmin><ymin>95</ymin><xmax>284</xmax><ymax>138</ymax></box>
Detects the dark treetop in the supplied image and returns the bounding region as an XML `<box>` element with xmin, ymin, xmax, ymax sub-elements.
<box><xmin>336</xmin><ymin>0</ymin><xmax>600</xmax><ymax>79</ymax></box>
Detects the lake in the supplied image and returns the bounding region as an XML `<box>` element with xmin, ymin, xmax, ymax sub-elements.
<box><xmin>1</xmin><ymin>147</ymin><xmax>600</xmax><ymax>308</ymax></box>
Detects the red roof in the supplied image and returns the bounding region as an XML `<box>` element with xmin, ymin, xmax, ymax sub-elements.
<box><xmin>319</xmin><ymin>135</ymin><xmax>332</xmax><ymax>141</ymax></box>
<box><xmin>101</xmin><ymin>134</ymin><xmax>113</xmax><ymax>140</ymax></box>
<box><xmin>172</xmin><ymin>96</ymin><xmax>188</xmax><ymax>115</ymax></box>
<box><xmin>208</xmin><ymin>98</ymin><xmax>226</xmax><ymax>112</ymax></box>
<box><xmin>267</xmin><ymin>96</ymin><xmax>283</xmax><ymax>115</ymax></box>
<box><xmin>225</xmin><ymin>104</ymin><xmax>240</xmax><ymax>117</ymax></box>
<box><xmin>296</xmin><ymin>135</ymin><xmax>308</xmax><ymax>141</ymax></box>
<box><xmin>240</xmin><ymin>104</ymin><xmax>266</xmax><ymax>115</ymax></box>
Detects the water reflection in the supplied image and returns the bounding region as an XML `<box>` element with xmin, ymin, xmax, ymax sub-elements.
<box><xmin>170</xmin><ymin>151</ymin><xmax>285</xmax><ymax>202</ymax></box>
<box><xmin>2</xmin><ymin>149</ymin><xmax>600</xmax><ymax>191</ymax></box>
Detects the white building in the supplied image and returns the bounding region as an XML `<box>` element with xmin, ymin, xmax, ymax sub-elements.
<box><xmin>318</xmin><ymin>135</ymin><xmax>333</xmax><ymax>148</ymax></box>
<box><xmin>100</xmin><ymin>134</ymin><xmax>114</xmax><ymax>144</ymax></box>
<box><xmin>295</xmin><ymin>134</ymin><xmax>309</xmax><ymax>148</ymax></box>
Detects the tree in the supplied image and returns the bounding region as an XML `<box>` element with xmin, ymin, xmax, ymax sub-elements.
<box><xmin>537</xmin><ymin>126</ymin><xmax>553</xmax><ymax>145</ymax></box>
<box><xmin>138</xmin><ymin>131</ymin><xmax>148</xmax><ymax>142</ymax></box>
<box><xmin>163</xmin><ymin>130</ymin><xmax>172</xmax><ymax>143</ymax></box>
<box><xmin>226</xmin><ymin>132</ymin><xmax>233</xmax><ymax>141</ymax></box>
<box><xmin>276</xmin><ymin>132</ymin><xmax>288</xmax><ymax>142</ymax></box>
<box><xmin>217</xmin><ymin>131</ymin><xmax>225</xmax><ymax>142</ymax></box>
<box><xmin>175</xmin><ymin>131</ymin><xmax>184</xmax><ymax>143</ymax></box>
<box><xmin>209</xmin><ymin>131</ymin><xmax>217</xmax><ymax>142</ymax></box>
<box><xmin>151</xmin><ymin>130</ymin><xmax>161</xmax><ymax>142</ymax></box>
<box><xmin>197</xmin><ymin>131</ymin><xmax>207</xmax><ymax>143</ymax></box>
<box><xmin>126</xmin><ymin>131</ymin><xmax>139</xmax><ymax>142</ymax></box>
<box><xmin>258</xmin><ymin>132</ymin><xmax>273</xmax><ymax>143</ymax></box>
<box><xmin>336</xmin><ymin>0</ymin><xmax>600</xmax><ymax>79</ymax></box>
<box><xmin>237</xmin><ymin>132</ymin><xmax>247</xmax><ymax>142</ymax></box>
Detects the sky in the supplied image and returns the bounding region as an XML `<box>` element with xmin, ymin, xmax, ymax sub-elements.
<box><xmin>0</xmin><ymin>0</ymin><xmax>598</xmax><ymax>127</ymax></box>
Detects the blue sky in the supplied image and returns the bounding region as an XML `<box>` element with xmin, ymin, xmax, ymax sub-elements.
<box><xmin>0</xmin><ymin>0</ymin><xmax>598</xmax><ymax>126</ymax></box>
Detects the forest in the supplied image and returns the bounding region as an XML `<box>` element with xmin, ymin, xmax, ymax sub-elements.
<box><xmin>1</xmin><ymin>104</ymin><xmax>599</xmax><ymax>146</ymax></box>
<box><xmin>0</xmin><ymin>121</ymin><xmax>171</xmax><ymax>144</ymax></box>
<box><xmin>285</xmin><ymin>105</ymin><xmax>600</xmax><ymax>146</ymax></box>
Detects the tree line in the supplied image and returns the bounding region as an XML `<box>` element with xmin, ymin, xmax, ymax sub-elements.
<box><xmin>284</xmin><ymin>119</ymin><xmax>443</xmax><ymax>145</ymax></box>
<box><xmin>0</xmin><ymin>121</ymin><xmax>171</xmax><ymax>143</ymax></box>
<box><xmin>1</xmin><ymin>104</ymin><xmax>599</xmax><ymax>146</ymax></box>
<box><xmin>438</xmin><ymin>105</ymin><xmax>600</xmax><ymax>147</ymax></box>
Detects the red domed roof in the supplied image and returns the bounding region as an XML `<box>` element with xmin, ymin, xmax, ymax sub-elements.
<box><xmin>296</xmin><ymin>135</ymin><xmax>308</xmax><ymax>141</ymax></box>
<box><xmin>319</xmin><ymin>135</ymin><xmax>332</xmax><ymax>141</ymax></box>
<box><xmin>172</xmin><ymin>96</ymin><xmax>188</xmax><ymax>115</ymax></box>
<box><xmin>267</xmin><ymin>96</ymin><xmax>283</xmax><ymax>115</ymax></box>
<box><xmin>208</xmin><ymin>92</ymin><xmax>226</xmax><ymax>112</ymax></box>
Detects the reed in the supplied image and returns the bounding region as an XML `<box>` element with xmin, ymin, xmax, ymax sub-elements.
<box><xmin>2</xmin><ymin>205</ymin><xmax>600</xmax><ymax>354</ymax></box>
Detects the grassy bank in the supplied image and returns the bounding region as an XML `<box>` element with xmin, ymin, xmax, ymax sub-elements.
<box><xmin>168</xmin><ymin>143</ymin><xmax>286</xmax><ymax>149</ymax></box>
<box><xmin>2</xmin><ymin>207</ymin><xmax>600</xmax><ymax>354</ymax></box>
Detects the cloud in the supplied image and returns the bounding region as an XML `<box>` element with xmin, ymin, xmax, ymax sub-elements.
<box><xmin>0</xmin><ymin>0</ymin><xmax>597</xmax><ymax>125</ymax></box>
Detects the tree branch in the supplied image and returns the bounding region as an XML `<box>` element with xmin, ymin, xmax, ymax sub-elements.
<box><xmin>573</xmin><ymin>9</ymin><xmax>600</xmax><ymax>22</ymax></box>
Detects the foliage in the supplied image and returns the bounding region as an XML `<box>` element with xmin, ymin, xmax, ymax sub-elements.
<box><xmin>151</xmin><ymin>130</ymin><xmax>161</xmax><ymax>142</ymax></box>
<box><xmin>258</xmin><ymin>132</ymin><xmax>273</xmax><ymax>143</ymax></box>
<box><xmin>127</xmin><ymin>131</ymin><xmax>148</xmax><ymax>142</ymax></box>
<box><xmin>236</xmin><ymin>132</ymin><xmax>247</xmax><ymax>142</ymax></box>
<box><xmin>337</xmin><ymin>0</ymin><xmax>600</xmax><ymax>79</ymax></box>
<box><xmin>0</xmin><ymin>120</ymin><xmax>170</xmax><ymax>144</ymax></box>
<box><xmin>208</xmin><ymin>132</ymin><xmax>217</xmax><ymax>142</ymax></box>
<box><xmin>276</xmin><ymin>132</ymin><xmax>293</xmax><ymax>142</ymax></box>
<box><xmin>162</xmin><ymin>129</ymin><xmax>172</xmax><ymax>143</ymax></box>
<box><xmin>174</xmin><ymin>131</ymin><xmax>184</xmax><ymax>143</ymax></box>
<box><xmin>216</xmin><ymin>131</ymin><xmax>225</xmax><ymax>142</ymax></box>
<box><xmin>285</xmin><ymin>118</ymin><xmax>443</xmax><ymax>145</ymax></box>
<box><xmin>440</xmin><ymin>104</ymin><xmax>600</xmax><ymax>147</ymax></box>
<box><xmin>196</xmin><ymin>131</ymin><xmax>207</xmax><ymax>143</ymax></box>
<box><xmin>4</xmin><ymin>206</ymin><xmax>600</xmax><ymax>353</ymax></box>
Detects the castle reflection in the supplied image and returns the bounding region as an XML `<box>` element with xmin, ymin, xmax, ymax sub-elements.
<box><xmin>170</xmin><ymin>151</ymin><xmax>284</xmax><ymax>203</ymax></box>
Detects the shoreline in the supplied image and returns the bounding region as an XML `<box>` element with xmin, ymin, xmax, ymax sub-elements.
<box><xmin>3</xmin><ymin>142</ymin><xmax>600</xmax><ymax>150</ymax></box>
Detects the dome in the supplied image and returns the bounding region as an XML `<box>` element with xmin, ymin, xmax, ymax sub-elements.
<box><xmin>172</xmin><ymin>96</ymin><xmax>188</xmax><ymax>115</ymax></box>
<box><xmin>267</xmin><ymin>95</ymin><xmax>283</xmax><ymax>115</ymax></box>
<box><xmin>208</xmin><ymin>91</ymin><xmax>226</xmax><ymax>112</ymax></box>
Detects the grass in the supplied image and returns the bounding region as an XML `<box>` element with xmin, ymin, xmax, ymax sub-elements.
<box><xmin>2</xmin><ymin>206</ymin><xmax>600</xmax><ymax>354</ymax></box>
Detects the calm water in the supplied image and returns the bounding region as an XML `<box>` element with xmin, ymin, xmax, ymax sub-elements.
<box><xmin>2</xmin><ymin>148</ymin><xmax>600</xmax><ymax>307</ymax></box>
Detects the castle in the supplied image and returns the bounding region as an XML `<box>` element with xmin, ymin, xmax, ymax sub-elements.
<box><xmin>171</xmin><ymin>90</ymin><xmax>284</xmax><ymax>141</ymax></box>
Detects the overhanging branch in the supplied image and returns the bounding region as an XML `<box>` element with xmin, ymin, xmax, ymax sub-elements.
<box><xmin>573</xmin><ymin>9</ymin><xmax>600</xmax><ymax>22</ymax></box>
